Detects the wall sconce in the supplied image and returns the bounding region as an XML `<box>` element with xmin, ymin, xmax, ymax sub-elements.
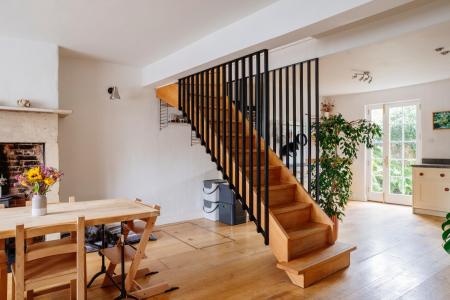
<box><xmin>107</xmin><ymin>86</ymin><xmax>121</xmax><ymax>100</ymax></box>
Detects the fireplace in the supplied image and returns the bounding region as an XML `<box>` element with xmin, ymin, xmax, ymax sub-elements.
<box><xmin>0</xmin><ymin>143</ymin><xmax>45</xmax><ymax>207</ymax></box>
<box><xmin>0</xmin><ymin>110</ymin><xmax>61</xmax><ymax>202</ymax></box>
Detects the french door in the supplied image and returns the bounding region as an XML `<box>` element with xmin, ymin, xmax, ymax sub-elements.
<box><xmin>367</xmin><ymin>101</ymin><xmax>421</xmax><ymax>205</ymax></box>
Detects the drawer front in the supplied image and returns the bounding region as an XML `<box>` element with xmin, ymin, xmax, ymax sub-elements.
<box><xmin>413</xmin><ymin>168</ymin><xmax>450</xmax><ymax>182</ymax></box>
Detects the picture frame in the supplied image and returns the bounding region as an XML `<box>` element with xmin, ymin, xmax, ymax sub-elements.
<box><xmin>432</xmin><ymin>111</ymin><xmax>450</xmax><ymax>130</ymax></box>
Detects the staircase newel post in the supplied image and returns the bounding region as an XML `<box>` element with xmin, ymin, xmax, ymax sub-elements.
<box><xmin>264</xmin><ymin>50</ymin><xmax>270</xmax><ymax>245</ymax></box>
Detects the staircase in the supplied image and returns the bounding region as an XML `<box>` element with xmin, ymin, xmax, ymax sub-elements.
<box><xmin>155</xmin><ymin>52</ymin><xmax>355</xmax><ymax>288</ymax></box>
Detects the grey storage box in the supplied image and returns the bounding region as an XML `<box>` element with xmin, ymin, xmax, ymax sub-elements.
<box><xmin>218</xmin><ymin>183</ymin><xmax>247</xmax><ymax>225</ymax></box>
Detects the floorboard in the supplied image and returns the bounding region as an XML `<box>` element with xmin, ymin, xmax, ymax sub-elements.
<box><xmin>5</xmin><ymin>201</ymin><xmax>449</xmax><ymax>299</ymax></box>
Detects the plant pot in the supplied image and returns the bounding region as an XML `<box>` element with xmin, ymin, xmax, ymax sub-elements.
<box><xmin>331</xmin><ymin>215</ymin><xmax>339</xmax><ymax>240</ymax></box>
<box><xmin>32</xmin><ymin>194</ymin><xmax>47</xmax><ymax>216</ymax></box>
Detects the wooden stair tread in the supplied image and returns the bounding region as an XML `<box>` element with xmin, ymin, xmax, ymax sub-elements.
<box><xmin>285</xmin><ymin>222</ymin><xmax>329</xmax><ymax>240</ymax></box>
<box><xmin>277</xmin><ymin>242</ymin><xmax>356</xmax><ymax>275</ymax></box>
<box><xmin>271</xmin><ymin>202</ymin><xmax>311</xmax><ymax>215</ymax></box>
<box><xmin>262</xmin><ymin>183</ymin><xmax>296</xmax><ymax>191</ymax></box>
<box><xmin>100</xmin><ymin>244</ymin><xmax>147</xmax><ymax>265</ymax></box>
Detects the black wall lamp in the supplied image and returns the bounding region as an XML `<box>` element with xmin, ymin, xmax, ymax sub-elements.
<box><xmin>107</xmin><ymin>86</ymin><xmax>121</xmax><ymax>100</ymax></box>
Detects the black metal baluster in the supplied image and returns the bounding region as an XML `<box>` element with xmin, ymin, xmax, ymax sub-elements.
<box><xmin>190</xmin><ymin>76</ymin><xmax>194</xmax><ymax>126</ymax></box>
<box><xmin>315</xmin><ymin>58</ymin><xmax>320</xmax><ymax>202</ymax></box>
<box><xmin>228</xmin><ymin>62</ymin><xmax>233</xmax><ymax>186</ymax></box>
<box><xmin>285</xmin><ymin>66</ymin><xmax>290</xmax><ymax>170</ymax></box>
<box><xmin>200</xmin><ymin>72</ymin><xmax>205</xmax><ymax>145</ymax></box>
<box><xmin>248</xmin><ymin>56</ymin><xmax>254</xmax><ymax>221</ymax></box>
<box><xmin>278</xmin><ymin>68</ymin><xmax>283</xmax><ymax>158</ymax></box>
<box><xmin>241</xmin><ymin>57</ymin><xmax>247</xmax><ymax>211</ymax></box>
<box><xmin>307</xmin><ymin>60</ymin><xmax>312</xmax><ymax>193</ymax></box>
<box><xmin>263</xmin><ymin>50</ymin><xmax>270</xmax><ymax>245</ymax></box>
<box><xmin>234</xmin><ymin>60</ymin><xmax>240</xmax><ymax>195</ymax></box>
<box><xmin>255</xmin><ymin>54</ymin><xmax>261</xmax><ymax>232</ymax></box>
<box><xmin>216</xmin><ymin>66</ymin><xmax>221</xmax><ymax>168</ymax></box>
<box><xmin>292</xmin><ymin>64</ymin><xmax>297</xmax><ymax>178</ymax></box>
<box><xmin>178</xmin><ymin>79</ymin><xmax>182</xmax><ymax>111</ymax></box>
<box><xmin>211</xmin><ymin>69</ymin><xmax>215</xmax><ymax>160</ymax></box>
<box><xmin>272</xmin><ymin>70</ymin><xmax>276</xmax><ymax>154</ymax></box>
<box><xmin>300</xmin><ymin>63</ymin><xmax>304</xmax><ymax>185</ymax></box>
<box><xmin>222</xmin><ymin>65</ymin><xmax>227</xmax><ymax>176</ymax></box>
<box><xmin>206</xmin><ymin>70</ymin><xmax>210</xmax><ymax>153</ymax></box>
<box><xmin>196</xmin><ymin>74</ymin><xmax>200</xmax><ymax>136</ymax></box>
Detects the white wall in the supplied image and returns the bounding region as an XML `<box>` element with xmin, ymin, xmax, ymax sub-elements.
<box><xmin>0</xmin><ymin>38</ymin><xmax>58</xmax><ymax>108</ymax></box>
<box><xmin>59</xmin><ymin>57</ymin><xmax>220</xmax><ymax>224</ymax></box>
<box><xmin>333</xmin><ymin>78</ymin><xmax>450</xmax><ymax>201</ymax></box>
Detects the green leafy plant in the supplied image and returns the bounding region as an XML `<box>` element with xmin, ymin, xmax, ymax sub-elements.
<box><xmin>442</xmin><ymin>213</ymin><xmax>450</xmax><ymax>254</ymax></box>
<box><xmin>312</xmin><ymin>114</ymin><xmax>382</xmax><ymax>220</ymax></box>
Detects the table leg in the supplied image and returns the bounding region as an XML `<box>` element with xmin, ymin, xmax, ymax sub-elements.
<box><xmin>0</xmin><ymin>239</ymin><xmax>7</xmax><ymax>300</ymax></box>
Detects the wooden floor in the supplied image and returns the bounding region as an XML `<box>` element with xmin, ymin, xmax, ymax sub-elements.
<box><xmin>6</xmin><ymin>201</ymin><xmax>450</xmax><ymax>299</ymax></box>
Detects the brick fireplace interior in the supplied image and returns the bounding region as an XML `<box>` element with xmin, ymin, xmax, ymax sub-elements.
<box><xmin>0</xmin><ymin>143</ymin><xmax>45</xmax><ymax>207</ymax></box>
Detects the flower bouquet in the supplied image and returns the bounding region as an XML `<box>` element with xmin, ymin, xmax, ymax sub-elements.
<box><xmin>16</xmin><ymin>165</ymin><xmax>63</xmax><ymax>216</ymax></box>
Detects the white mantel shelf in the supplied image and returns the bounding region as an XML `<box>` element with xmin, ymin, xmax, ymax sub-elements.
<box><xmin>0</xmin><ymin>105</ymin><xmax>72</xmax><ymax>118</ymax></box>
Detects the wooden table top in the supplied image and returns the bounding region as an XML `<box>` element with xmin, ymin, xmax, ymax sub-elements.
<box><xmin>0</xmin><ymin>198</ymin><xmax>159</xmax><ymax>239</ymax></box>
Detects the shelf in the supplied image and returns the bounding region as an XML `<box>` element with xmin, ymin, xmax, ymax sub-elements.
<box><xmin>0</xmin><ymin>105</ymin><xmax>72</xmax><ymax>118</ymax></box>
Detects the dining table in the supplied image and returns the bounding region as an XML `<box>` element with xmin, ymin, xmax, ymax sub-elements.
<box><xmin>0</xmin><ymin>198</ymin><xmax>167</xmax><ymax>300</ymax></box>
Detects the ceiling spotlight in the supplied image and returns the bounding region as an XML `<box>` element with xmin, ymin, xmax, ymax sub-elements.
<box><xmin>435</xmin><ymin>47</ymin><xmax>445</xmax><ymax>52</ymax></box>
<box><xmin>352</xmin><ymin>71</ymin><xmax>373</xmax><ymax>84</ymax></box>
<box><xmin>107</xmin><ymin>86</ymin><xmax>120</xmax><ymax>100</ymax></box>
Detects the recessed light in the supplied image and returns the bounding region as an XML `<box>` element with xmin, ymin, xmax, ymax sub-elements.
<box><xmin>435</xmin><ymin>47</ymin><xmax>445</xmax><ymax>52</ymax></box>
<box><xmin>441</xmin><ymin>50</ymin><xmax>450</xmax><ymax>55</ymax></box>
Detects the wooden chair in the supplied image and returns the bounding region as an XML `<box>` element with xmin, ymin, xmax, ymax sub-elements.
<box><xmin>0</xmin><ymin>204</ymin><xmax>7</xmax><ymax>296</ymax></box>
<box><xmin>11</xmin><ymin>216</ymin><xmax>86</xmax><ymax>300</ymax></box>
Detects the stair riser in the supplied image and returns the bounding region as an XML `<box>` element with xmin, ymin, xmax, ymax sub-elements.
<box><xmin>265</xmin><ymin>187</ymin><xmax>296</xmax><ymax>206</ymax></box>
<box><xmin>288</xmin><ymin>230</ymin><xmax>329</xmax><ymax>260</ymax></box>
<box><xmin>285</xmin><ymin>252</ymin><xmax>351</xmax><ymax>288</ymax></box>
<box><xmin>249</xmin><ymin>170</ymin><xmax>281</xmax><ymax>186</ymax></box>
<box><xmin>276</xmin><ymin>208</ymin><xmax>311</xmax><ymax>230</ymax></box>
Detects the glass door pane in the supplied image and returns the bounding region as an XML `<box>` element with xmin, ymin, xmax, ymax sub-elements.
<box><xmin>370</xmin><ymin>108</ymin><xmax>384</xmax><ymax>194</ymax></box>
<box><xmin>387</xmin><ymin>103</ymin><xmax>418</xmax><ymax>205</ymax></box>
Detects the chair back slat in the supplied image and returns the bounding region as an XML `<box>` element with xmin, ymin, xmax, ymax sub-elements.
<box><xmin>25</xmin><ymin>223</ymin><xmax>78</xmax><ymax>239</ymax></box>
<box><xmin>26</xmin><ymin>242</ymin><xmax>77</xmax><ymax>261</ymax></box>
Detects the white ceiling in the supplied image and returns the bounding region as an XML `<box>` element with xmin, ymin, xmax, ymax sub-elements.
<box><xmin>320</xmin><ymin>20</ymin><xmax>450</xmax><ymax>96</ymax></box>
<box><xmin>0</xmin><ymin>0</ymin><xmax>277</xmax><ymax>66</ymax></box>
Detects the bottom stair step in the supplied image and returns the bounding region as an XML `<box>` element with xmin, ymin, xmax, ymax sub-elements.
<box><xmin>277</xmin><ymin>242</ymin><xmax>356</xmax><ymax>288</ymax></box>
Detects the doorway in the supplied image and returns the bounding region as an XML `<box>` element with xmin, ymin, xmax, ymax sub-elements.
<box><xmin>366</xmin><ymin>101</ymin><xmax>421</xmax><ymax>205</ymax></box>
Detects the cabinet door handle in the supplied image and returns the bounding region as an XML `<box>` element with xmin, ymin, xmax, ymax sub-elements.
<box><xmin>445</xmin><ymin>188</ymin><xmax>449</xmax><ymax>192</ymax></box>
<box><xmin>440</xmin><ymin>173</ymin><xmax>445</xmax><ymax>177</ymax></box>
<box><xmin>419</xmin><ymin>172</ymin><xmax>424</xmax><ymax>176</ymax></box>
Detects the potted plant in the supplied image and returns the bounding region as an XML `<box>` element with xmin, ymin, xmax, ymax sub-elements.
<box><xmin>443</xmin><ymin>213</ymin><xmax>450</xmax><ymax>254</ymax></box>
<box><xmin>312</xmin><ymin>114</ymin><xmax>381</xmax><ymax>239</ymax></box>
<box><xmin>16</xmin><ymin>165</ymin><xmax>63</xmax><ymax>216</ymax></box>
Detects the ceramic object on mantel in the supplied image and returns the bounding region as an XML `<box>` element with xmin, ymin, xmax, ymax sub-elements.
<box><xmin>17</xmin><ymin>99</ymin><xmax>32</xmax><ymax>107</ymax></box>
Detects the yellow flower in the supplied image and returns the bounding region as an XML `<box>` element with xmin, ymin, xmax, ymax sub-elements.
<box><xmin>44</xmin><ymin>177</ymin><xmax>55</xmax><ymax>186</ymax></box>
<box><xmin>27</xmin><ymin>167</ymin><xmax>42</xmax><ymax>182</ymax></box>
<box><xmin>21</xmin><ymin>181</ymin><xmax>28</xmax><ymax>187</ymax></box>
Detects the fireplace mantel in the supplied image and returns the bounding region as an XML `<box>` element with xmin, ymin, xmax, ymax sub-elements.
<box><xmin>0</xmin><ymin>105</ymin><xmax>72</xmax><ymax>118</ymax></box>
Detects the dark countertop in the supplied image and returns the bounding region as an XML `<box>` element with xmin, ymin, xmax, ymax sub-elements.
<box><xmin>412</xmin><ymin>164</ymin><xmax>450</xmax><ymax>169</ymax></box>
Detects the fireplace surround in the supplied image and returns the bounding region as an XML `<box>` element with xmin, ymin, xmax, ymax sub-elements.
<box><xmin>0</xmin><ymin>110</ymin><xmax>60</xmax><ymax>202</ymax></box>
